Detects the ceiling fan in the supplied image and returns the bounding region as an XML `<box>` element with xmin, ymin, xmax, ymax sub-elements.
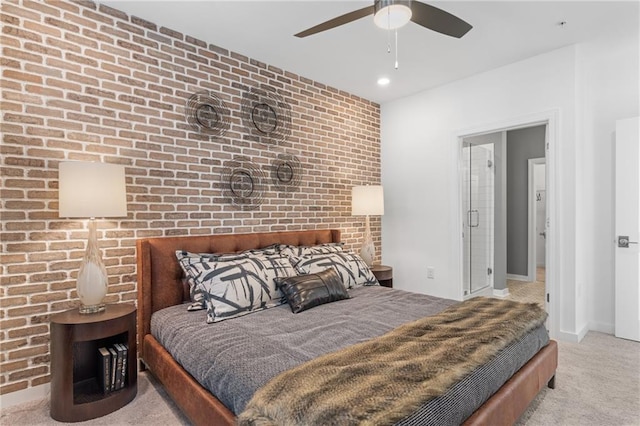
<box><xmin>294</xmin><ymin>0</ymin><xmax>472</xmax><ymax>39</ymax></box>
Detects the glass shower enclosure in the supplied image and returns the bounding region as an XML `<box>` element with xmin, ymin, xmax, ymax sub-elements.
<box><xmin>462</xmin><ymin>141</ymin><xmax>495</xmax><ymax>296</ymax></box>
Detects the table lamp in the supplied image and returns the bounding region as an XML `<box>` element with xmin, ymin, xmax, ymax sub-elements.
<box><xmin>58</xmin><ymin>161</ymin><xmax>127</xmax><ymax>314</ymax></box>
<box><xmin>351</xmin><ymin>185</ymin><xmax>384</xmax><ymax>266</ymax></box>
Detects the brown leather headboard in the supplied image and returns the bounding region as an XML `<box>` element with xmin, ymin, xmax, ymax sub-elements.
<box><xmin>136</xmin><ymin>229</ymin><xmax>341</xmax><ymax>358</ymax></box>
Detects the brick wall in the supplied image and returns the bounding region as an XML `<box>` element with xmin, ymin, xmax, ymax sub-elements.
<box><xmin>0</xmin><ymin>0</ymin><xmax>381</xmax><ymax>396</ymax></box>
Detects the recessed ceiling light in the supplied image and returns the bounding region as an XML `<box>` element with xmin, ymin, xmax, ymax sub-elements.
<box><xmin>377</xmin><ymin>77</ymin><xmax>390</xmax><ymax>86</ymax></box>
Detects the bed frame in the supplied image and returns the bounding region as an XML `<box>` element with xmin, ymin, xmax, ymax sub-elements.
<box><xmin>136</xmin><ymin>229</ymin><xmax>557</xmax><ymax>426</ymax></box>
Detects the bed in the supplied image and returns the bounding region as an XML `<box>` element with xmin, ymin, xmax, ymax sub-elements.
<box><xmin>136</xmin><ymin>229</ymin><xmax>557</xmax><ymax>425</ymax></box>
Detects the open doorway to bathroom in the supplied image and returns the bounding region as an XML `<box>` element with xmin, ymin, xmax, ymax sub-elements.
<box><xmin>460</xmin><ymin>125</ymin><xmax>547</xmax><ymax>309</ymax></box>
<box><xmin>456</xmin><ymin>111</ymin><xmax>558</xmax><ymax>338</ymax></box>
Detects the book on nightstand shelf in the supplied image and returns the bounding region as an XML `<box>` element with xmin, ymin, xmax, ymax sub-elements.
<box><xmin>98</xmin><ymin>343</ymin><xmax>128</xmax><ymax>393</ymax></box>
<box><xmin>97</xmin><ymin>347</ymin><xmax>111</xmax><ymax>394</ymax></box>
<box><xmin>119</xmin><ymin>343</ymin><xmax>128</xmax><ymax>388</ymax></box>
<box><xmin>114</xmin><ymin>344</ymin><xmax>123</xmax><ymax>390</ymax></box>
<box><xmin>108</xmin><ymin>347</ymin><xmax>117</xmax><ymax>391</ymax></box>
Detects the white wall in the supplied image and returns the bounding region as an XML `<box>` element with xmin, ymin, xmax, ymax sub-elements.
<box><xmin>575</xmin><ymin>32</ymin><xmax>640</xmax><ymax>334</ymax></box>
<box><xmin>380</xmin><ymin>29</ymin><xmax>639</xmax><ymax>341</ymax></box>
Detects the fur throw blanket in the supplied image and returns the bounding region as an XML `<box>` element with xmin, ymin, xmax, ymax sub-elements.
<box><xmin>237</xmin><ymin>297</ymin><xmax>547</xmax><ymax>426</ymax></box>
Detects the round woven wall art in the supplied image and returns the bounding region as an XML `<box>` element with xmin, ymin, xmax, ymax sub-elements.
<box><xmin>185</xmin><ymin>91</ymin><xmax>230</xmax><ymax>137</ymax></box>
<box><xmin>240</xmin><ymin>85</ymin><xmax>291</xmax><ymax>145</ymax></box>
<box><xmin>221</xmin><ymin>156</ymin><xmax>266</xmax><ymax>210</ymax></box>
<box><xmin>271</xmin><ymin>153</ymin><xmax>302</xmax><ymax>193</ymax></box>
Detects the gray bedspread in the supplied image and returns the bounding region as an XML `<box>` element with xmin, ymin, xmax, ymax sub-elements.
<box><xmin>151</xmin><ymin>286</ymin><xmax>549</xmax><ymax>425</ymax></box>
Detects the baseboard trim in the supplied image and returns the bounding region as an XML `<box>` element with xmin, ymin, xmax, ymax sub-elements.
<box><xmin>556</xmin><ymin>323</ymin><xmax>589</xmax><ymax>343</ymax></box>
<box><xmin>588</xmin><ymin>321</ymin><xmax>615</xmax><ymax>335</ymax></box>
<box><xmin>506</xmin><ymin>274</ymin><xmax>530</xmax><ymax>282</ymax></box>
<box><xmin>493</xmin><ymin>288</ymin><xmax>510</xmax><ymax>298</ymax></box>
<box><xmin>556</xmin><ymin>330</ymin><xmax>581</xmax><ymax>342</ymax></box>
<box><xmin>0</xmin><ymin>383</ymin><xmax>50</xmax><ymax>409</ymax></box>
<box><xmin>577</xmin><ymin>323</ymin><xmax>589</xmax><ymax>342</ymax></box>
<box><xmin>464</xmin><ymin>286</ymin><xmax>494</xmax><ymax>300</ymax></box>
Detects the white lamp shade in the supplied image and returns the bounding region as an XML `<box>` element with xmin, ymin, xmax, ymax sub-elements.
<box><xmin>59</xmin><ymin>162</ymin><xmax>128</xmax><ymax>218</ymax></box>
<box><xmin>352</xmin><ymin>185</ymin><xmax>384</xmax><ymax>216</ymax></box>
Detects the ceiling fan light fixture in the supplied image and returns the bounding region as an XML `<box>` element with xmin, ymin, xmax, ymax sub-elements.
<box><xmin>374</xmin><ymin>1</ymin><xmax>412</xmax><ymax>30</ymax></box>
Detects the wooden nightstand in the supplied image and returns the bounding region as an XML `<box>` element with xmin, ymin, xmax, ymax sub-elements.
<box><xmin>371</xmin><ymin>265</ymin><xmax>393</xmax><ymax>288</ymax></box>
<box><xmin>50</xmin><ymin>304</ymin><xmax>137</xmax><ymax>422</ymax></box>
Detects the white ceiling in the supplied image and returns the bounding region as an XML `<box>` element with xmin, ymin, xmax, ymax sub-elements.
<box><xmin>101</xmin><ymin>1</ymin><xmax>639</xmax><ymax>104</ymax></box>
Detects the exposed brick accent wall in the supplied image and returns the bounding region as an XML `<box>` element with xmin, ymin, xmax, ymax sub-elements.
<box><xmin>0</xmin><ymin>0</ymin><xmax>381</xmax><ymax>396</ymax></box>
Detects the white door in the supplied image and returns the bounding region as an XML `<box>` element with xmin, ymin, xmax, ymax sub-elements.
<box><xmin>615</xmin><ymin>117</ymin><xmax>640</xmax><ymax>342</ymax></box>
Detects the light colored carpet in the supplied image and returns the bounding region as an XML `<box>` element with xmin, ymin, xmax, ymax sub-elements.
<box><xmin>516</xmin><ymin>331</ymin><xmax>640</xmax><ymax>426</ymax></box>
<box><xmin>1</xmin><ymin>370</ymin><xmax>190</xmax><ymax>425</ymax></box>
<box><xmin>2</xmin><ymin>332</ymin><xmax>638</xmax><ymax>425</ymax></box>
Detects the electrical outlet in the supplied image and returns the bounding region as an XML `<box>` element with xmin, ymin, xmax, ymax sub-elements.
<box><xmin>427</xmin><ymin>267</ymin><xmax>435</xmax><ymax>279</ymax></box>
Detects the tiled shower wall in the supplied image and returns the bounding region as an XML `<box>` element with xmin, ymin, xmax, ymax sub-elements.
<box><xmin>0</xmin><ymin>0</ymin><xmax>381</xmax><ymax>396</ymax></box>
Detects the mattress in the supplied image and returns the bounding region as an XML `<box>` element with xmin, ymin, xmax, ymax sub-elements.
<box><xmin>151</xmin><ymin>286</ymin><xmax>549</xmax><ymax>425</ymax></box>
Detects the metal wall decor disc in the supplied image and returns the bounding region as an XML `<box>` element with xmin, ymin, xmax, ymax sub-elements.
<box><xmin>196</xmin><ymin>104</ymin><xmax>220</xmax><ymax>129</ymax></box>
<box><xmin>271</xmin><ymin>153</ymin><xmax>302</xmax><ymax>193</ymax></box>
<box><xmin>229</xmin><ymin>170</ymin><xmax>255</xmax><ymax>198</ymax></box>
<box><xmin>277</xmin><ymin>163</ymin><xmax>294</xmax><ymax>183</ymax></box>
<box><xmin>241</xmin><ymin>85</ymin><xmax>292</xmax><ymax>145</ymax></box>
<box><xmin>185</xmin><ymin>91</ymin><xmax>230</xmax><ymax>137</ymax></box>
<box><xmin>221</xmin><ymin>156</ymin><xmax>266</xmax><ymax>210</ymax></box>
<box><xmin>251</xmin><ymin>103</ymin><xmax>278</xmax><ymax>134</ymax></box>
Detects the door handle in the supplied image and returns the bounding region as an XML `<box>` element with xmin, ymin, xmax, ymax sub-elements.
<box><xmin>539</xmin><ymin>231</ymin><xmax>546</xmax><ymax>239</ymax></box>
<box><xmin>618</xmin><ymin>235</ymin><xmax>638</xmax><ymax>248</ymax></box>
<box><xmin>467</xmin><ymin>210</ymin><xmax>479</xmax><ymax>228</ymax></box>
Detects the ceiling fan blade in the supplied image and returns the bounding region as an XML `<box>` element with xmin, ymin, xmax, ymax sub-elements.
<box><xmin>410</xmin><ymin>1</ymin><xmax>472</xmax><ymax>38</ymax></box>
<box><xmin>295</xmin><ymin>5</ymin><xmax>375</xmax><ymax>38</ymax></box>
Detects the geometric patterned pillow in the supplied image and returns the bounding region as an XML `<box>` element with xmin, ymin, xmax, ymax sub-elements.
<box><xmin>243</xmin><ymin>244</ymin><xmax>281</xmax><ymax>257</ymax></box>
<box><xmin>176</xmin><ymin>251</ymin><xmax>251</xmax><ymax>311</ymax></box>
<box><xmin>177</xmin><ymin>251</ymin><xmax>297</xmax><ymax>323</ymax></box>
<box><xmin>244</xmin><ymin>252</ymin><xmax>299</xmax><ymax>304</ymax></box>
<box><xmin>292</xmin><ymin>252</ymin><xmax>379</xmax><ymax>289</ymax></box>
<box><xmin>278</xmin><ymin>243</ymin><xmax>345</xmax><ymax>264</ymax></box>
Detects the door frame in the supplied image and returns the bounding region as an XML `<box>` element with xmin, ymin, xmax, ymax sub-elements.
<box><xmin>528</xmin><ymin>157</ymin><xmax>546</xmax><ymax>283</ymax></box>
<box><xmin>453</xmin><ymin>110</ymin><xmax>559</xmax><ymax>339</ymax></box>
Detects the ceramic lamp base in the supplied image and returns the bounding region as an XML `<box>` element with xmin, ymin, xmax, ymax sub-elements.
<box><xmin>360</xmin><ymin>215</ymin><xmax>375</xmax><ymax>267</ymax></box>
<box><xmin>76</xmin><ymin>220</ymin><xmax>109</xmax><ymax>314</ymax></box>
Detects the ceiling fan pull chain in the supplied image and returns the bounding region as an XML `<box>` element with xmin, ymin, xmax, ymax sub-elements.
<box><xmin>387</xmin><ymin>8</ymin><xmax>391</xmax><ymax>53</ymax></box>
<box><xmin>395</xmin><ymin>29</ymin><xmax>399</xmax><ymax>69</ymax></box>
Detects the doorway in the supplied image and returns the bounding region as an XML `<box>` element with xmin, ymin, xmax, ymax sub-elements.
<box><xmin>461</xmin><ymin>126</ymin><xmax>546</xmax><ymax>304</ymax></box>
<box><xmin>527</xmin><ymin>158</ymin><xmax>547</xmax><ymax>300</ymax></box>
<box><xmin>457</xmin><ymin>112</ymin><xmax>557</xmax><ymax>338</ymax></box>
